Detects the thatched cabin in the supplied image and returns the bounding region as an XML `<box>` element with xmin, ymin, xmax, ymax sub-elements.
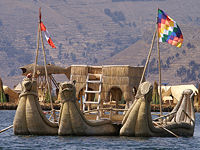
<box><xmin>160</xmin><ymin>84</ymin><xmax>198</xmax><ymax>105</ymax></box>
<box><xmin>69</xmin><ymin>65</ymin><xmax>144</xmax><ymax>112</ymax></box>
<box><xmin>19</xmin><ymin>64</ymin><xmax>143</xmax><ymax>105</ymax></box>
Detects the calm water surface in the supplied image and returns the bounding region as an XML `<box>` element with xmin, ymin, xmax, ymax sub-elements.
<box><xmin>0</xmin><ymin>110</ymin><xmax>200</xmax><ymax>150</ymax></box>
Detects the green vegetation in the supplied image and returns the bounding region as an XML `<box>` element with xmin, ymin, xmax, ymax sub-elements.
<box><xmin>0</xmin><ymin>90</ymin><xmax>8</xmax><ymax>103</ymax></box>
<box><xmin>152</xmin><ymin>81</ymin><xmax>160</xmax><ymax>104</ymax></box>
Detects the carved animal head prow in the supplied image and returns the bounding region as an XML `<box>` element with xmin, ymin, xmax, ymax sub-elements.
<box><xmin>136</xmin><ymin>81</ymin><xmax>153</xmax><ymax>102</ymax></box>
<box><xmin>59</xmin><ymin>80</ymin><xmax>76</xmax><ymax>102</ymax></box>
<box><xmin>21</xmin><ymin>78</ymin><xmax>33</xmax><ymax>93</ymax></box>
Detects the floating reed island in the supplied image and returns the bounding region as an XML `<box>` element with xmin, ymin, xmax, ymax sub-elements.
<box><xmin>1</xmin><ymin>65</ymin><xmax>200</xmax><ymax>112</ymax></box>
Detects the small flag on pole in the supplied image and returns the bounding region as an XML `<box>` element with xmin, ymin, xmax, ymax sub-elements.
<box><xmin>157</xmin><ymin>9</ymin><xmax>183</xmax><ymax>48</ymax></box>
<box><xmin>40</xmin><ymin>22</ymin><xmax>56</xmax><ymax>48</ymax></box>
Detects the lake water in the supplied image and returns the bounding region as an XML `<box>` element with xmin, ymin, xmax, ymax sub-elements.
<box><xmin>0</xmin><ymin>110</ymin><xmax>200</xmax><ymax>150</ymax></box>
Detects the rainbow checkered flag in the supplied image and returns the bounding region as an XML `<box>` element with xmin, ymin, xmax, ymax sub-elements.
<box><xmin>157</xmin><ymin>9</ymin><xmax>183</xmax><ymax>48</ymax></box>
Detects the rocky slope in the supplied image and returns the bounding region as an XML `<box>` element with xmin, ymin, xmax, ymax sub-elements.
<box><xmin>0</xmin><ymin>0</ymin><xmax>200</xmax><ymax>87</ymax></box>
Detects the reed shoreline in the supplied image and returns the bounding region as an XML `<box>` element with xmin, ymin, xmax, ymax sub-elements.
<box><xmin>1</xmin><ymin>102</ymin><xmax>200</xmax><ymax>112</ymax></box>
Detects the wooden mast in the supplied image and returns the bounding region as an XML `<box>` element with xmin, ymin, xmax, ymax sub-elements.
<box><xmin>139</xmin><ymin>26</ymin><xmax>157</xmax><ymax>85</ymax></box>
<box><xmin>140</xmin><ymin>9</ymin><xmax>163</xmax><ymax>117</ymax></box>
<box><xmin>33</xmin><ymin>8</ymin><xmax>41</xmax><ymax>78</ymax></box>
<box><xmin>33</xmin><ymin>8</ymin><xmax>56</xmax><ymax>122</ymax></box>
<box><xmin>157</xmin><ymin>8</ymin><xmax>163</xmax><ymax>117</ymax></box>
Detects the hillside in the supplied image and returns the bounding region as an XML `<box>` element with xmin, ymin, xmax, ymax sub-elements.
<box><xmin>0</xmin><ymin>0</ymin><xmax>200</xmax><ymax>87</ymax></box>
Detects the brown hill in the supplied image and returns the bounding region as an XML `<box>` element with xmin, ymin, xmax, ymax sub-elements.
<box><xmin>0</xmin><ymin>0</ymin><xmax>200</xmax><ymax>87</ymax></box>
<box><xmin>103</xmin><ymin>25</ymin><xmax>200</xmax><ymax>86</ymax></box>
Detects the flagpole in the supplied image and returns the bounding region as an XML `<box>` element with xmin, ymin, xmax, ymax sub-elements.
<box><xmin>157</xmin><ymin>9</ymin><xmax>163</xmax><ymax>117</ymax></box>
<box><xmin>139</xmin><ymin>26</ymin><xmax>157</xmax><ymax>85</ymax></box>
<box><xmin>33</xmin><ymin>8</ymin><xmax>41</xmax><ymax>78</ymax></box>
<box><xmin>39</xmin><ymin>8</ymin><xmax>57</xmax><ymax>122</ymax></box>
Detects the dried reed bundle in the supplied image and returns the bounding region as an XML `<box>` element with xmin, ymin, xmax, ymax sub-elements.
<box><xmin>71</xmin><ymin>65</ymin><xmax>88</xmax><ymax>75</ymax></box>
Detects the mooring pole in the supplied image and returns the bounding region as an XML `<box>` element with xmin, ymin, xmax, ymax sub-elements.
<box><xmin>153</xmin><ymin>121</ymin><xmax>179</xmax><ymax>138</ymax></box>
<box><xmin>0</xmin><ymin>125</ymin><xmax>13</xmax><ymax>134</ymax></box>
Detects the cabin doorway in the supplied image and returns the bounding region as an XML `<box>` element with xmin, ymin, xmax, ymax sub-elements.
<box><xmin>107</xmin><ymin>87</ymin><xmax>124</xmax><ymax>109</ymax></box>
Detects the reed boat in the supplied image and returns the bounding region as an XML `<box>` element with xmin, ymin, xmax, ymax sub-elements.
<box><xmin>58</xmin><ymin>81</ymin><xmax>118</xmax><ymax>136</ymax></box>
<box><xmin>13</xmin><ymin>77</ymin><xmax>58</xmax><ymax>135</ymax></box>
<box><xmin>13</xmin><ymin>77</ymin><xmax>119</xmax><ymax>136</ymax></box>
<box><xmin>120</xmin><ymin>82</ymin><xmax>195</xmax><ymax>137</ymax></box>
